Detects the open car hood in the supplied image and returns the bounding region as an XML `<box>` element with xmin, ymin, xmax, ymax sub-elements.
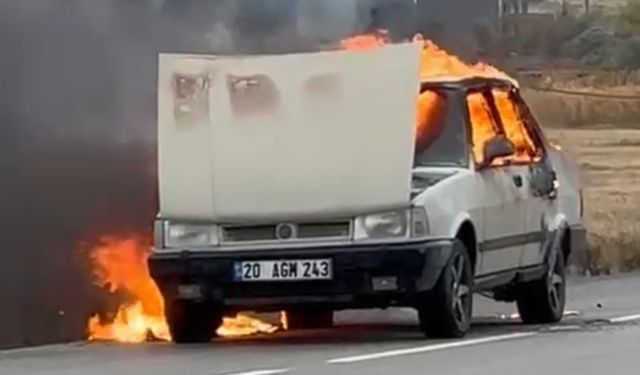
<box><xmin>158</xmin><ymin>44</ymin><xmax>421</xmax><ymax>222</ymax></box>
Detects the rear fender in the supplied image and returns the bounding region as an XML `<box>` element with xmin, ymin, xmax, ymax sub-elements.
<box><xmin>542</xmin><ymin>214</ymin><xmax>569</xmax><ymax>265</ymax></box>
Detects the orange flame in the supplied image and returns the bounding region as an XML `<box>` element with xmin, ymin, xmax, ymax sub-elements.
<box><xmin>86</xmin><ymin>237</ymin><xmax>282</xmax><ymax>343</ymax></box>
<box><xmin>87</xmin><ymin>237</ymin><xmax>170</xmax><ymax>343</ymax></box>
<box><xmin>340</xmin><ymin>30</ymin><xmax>389</xmax><ymax>50</ymax></box>
<box><xmin>340</xmin><ymin>32</ymin><xmax>515</xmax><ymax>84</ymax></box>
<box><xmin>341</xmin><ymin>32</ymin><xmax>538</xmax><ymax>166</ymax></box>
<box><xmin>216</xmin><ymin>313</ymin><xmax>279</xmax><ymax>337</ymax></box>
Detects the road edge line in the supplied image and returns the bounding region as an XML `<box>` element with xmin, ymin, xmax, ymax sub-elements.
<box><xmin>223</xmin><ymin>369</ymin><xmax>291</xmax><ymax>375</ymax></box>
<box><xmin>327</xmin><ymin>332</ymin><xmax>537</xmax><ymax>364</ymax></box>
<box><xmin>609</xmin><ymin>313</ymin><xmax>640</xmax><ymax>324</ymax></box>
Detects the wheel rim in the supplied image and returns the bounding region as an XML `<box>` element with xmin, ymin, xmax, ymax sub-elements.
<box><xmin>451</xmin><ymin>253</ymin><xmax>470</xmax><ymax>327</ymax></box>
<box><xmin>547</xmin><ymin>251</ymin><xmax>565</xmax><ymax>313</ymax></box>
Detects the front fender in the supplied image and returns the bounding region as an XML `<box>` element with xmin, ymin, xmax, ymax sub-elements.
<box><xmin>447</xmin><ymin>212</ymin><xmax>474</xmax><ymax>238</ymax></box>
<box><xmin>415</xmin><ymin>239</ymin><xmax>459</xmax><ymax>291</ymax></box>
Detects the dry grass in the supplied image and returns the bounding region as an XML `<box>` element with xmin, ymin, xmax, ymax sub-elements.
<box><xmin>522</xmin><ymin>89</ymin><xmax>640</xmax><ymax>127</ymax></box>
<box><xmin>546</xmin><ymin>128</ymin><xmax>640</xmax><ymax>274</ymax></box>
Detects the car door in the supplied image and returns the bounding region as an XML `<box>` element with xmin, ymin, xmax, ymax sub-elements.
<box><xmin>491</xmin><ymin>88</ymin><xmax>555</xmax><ymax>268</ymax></box>
<box><xmin>512</xmin><ymin>90</ymin><xmax>560</xmax><ymax>267</ymax></box>
<box><xmin>466</xmin><ymin>91</ymin><xmax>526</xmax><ymax>275</ymax></box>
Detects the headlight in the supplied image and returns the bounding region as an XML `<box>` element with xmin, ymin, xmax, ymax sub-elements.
<box><xmin>354</xmin><ymin>210</ymin><xmax>409</xmax><ymax>240</ymax></box>
<box><xmin>354</xmin><ymin>208</ymin><xmax>429</xmax><ymax>241</ymax></box>
<box><xmin>162</xmin><ymin>221</ymin><xmax>219</xmax><ymax>249</ymax></box>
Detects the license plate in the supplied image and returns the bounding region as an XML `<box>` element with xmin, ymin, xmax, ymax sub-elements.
<box><xmin>234</xmin><ymin>259</ymin><xmax>332</xmax><ymax>282</ymax></box>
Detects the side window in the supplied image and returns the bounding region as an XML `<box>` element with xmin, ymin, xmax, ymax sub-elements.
<box><xmin>492</xmin><ymin>89</ymin><xmax>541</xmax><ymax>163</ymax></box>
<box><xmin>466</xmin><ymin>92</ymin><xmax>499</xmax><ymax>165</ymax></box>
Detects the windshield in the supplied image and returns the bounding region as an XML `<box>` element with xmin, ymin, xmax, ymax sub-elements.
<box><xmin>414</xmin><ymin>89</ymin><xmax>468</xmax><ymax>167</ymax></box>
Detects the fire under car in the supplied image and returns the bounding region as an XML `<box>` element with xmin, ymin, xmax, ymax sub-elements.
<box><xmin>149</xmin><ymin>43</ymin><xmax>586</xmax><ymax>343</ymax></box>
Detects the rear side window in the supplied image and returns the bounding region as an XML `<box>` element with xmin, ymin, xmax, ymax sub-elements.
<box><xmin>492</xmin><ymin>89</ymin><xmax>541</xmax><ymax>163</ymax></box>
<box><xmin>466</xmin><ymin>92</ymin><xmax>499</xmax><ymax>165</ymax></box>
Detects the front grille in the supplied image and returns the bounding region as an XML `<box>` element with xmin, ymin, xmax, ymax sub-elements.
<box><xmin>222</xmin><ymin>225</ymin><xmax>277</xmax><ymax>242</ymax></box>
<box><xmin>221</xmin><ymin>221</ymin><xmax>351</xmax><ymax>243</ymax></box>
<box><xmin>297</xmin><ymin>222</ymin><xmax>350</xmax><ymax>239</ymax></box>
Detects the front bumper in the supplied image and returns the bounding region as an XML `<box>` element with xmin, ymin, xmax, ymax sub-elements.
<box><xmin>149</xmin><ymin>239</ymin><xmax>455</xmax><ymax>311</ymax></box>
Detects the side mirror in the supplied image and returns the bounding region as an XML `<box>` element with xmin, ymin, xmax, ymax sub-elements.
<box><xmin>481</xmin><ymin>135</ymin><xmax>515</xmax><ymax>168</ymax></box>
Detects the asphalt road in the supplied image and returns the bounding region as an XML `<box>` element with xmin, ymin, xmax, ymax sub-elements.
<box><xmin>3</xmin><ymin>273</ymin><xmax>640</xmax><ymax>375</ymax></box>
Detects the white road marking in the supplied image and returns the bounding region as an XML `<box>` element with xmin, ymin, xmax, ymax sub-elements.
<box><xmin>609</xmin><ymin>313</ymin><xmax>640</xmax><ymax>324</ymax></box>
<box><xmin>223</xmin><ymin>369</ymin><xmax>290</xmax><ymax>375</ymax></box>
<box><xmin>327</xmin><ymin>332</ymin><xmax>537</xmax><ymax>364</ymax></box>
<box><xmin>498</xmin><ymin>310</ymin><xmax>580</xmax><ymax>320</ymax></box>
<box><xmin>548</xmin><ymin>325</ymin><xmax>581</xmax><ymax>331</ymax></box>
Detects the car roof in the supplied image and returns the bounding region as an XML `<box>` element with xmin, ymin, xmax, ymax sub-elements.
<box><xmin>420</xmin><ymin>76</ymin><xmax>517</xmax><ymax>92</ymax></box>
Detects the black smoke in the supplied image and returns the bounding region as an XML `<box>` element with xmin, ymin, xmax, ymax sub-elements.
<box><xmin>0</xmin><ymin>0</ymin><xmax>496</xmax><ymax>348</ymax></box>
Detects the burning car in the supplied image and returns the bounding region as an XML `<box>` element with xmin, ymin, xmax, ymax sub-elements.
<box><xmin>148</xmin><ymin>40</ymin><xmax>586</xmax><ymax>343</ymax></box>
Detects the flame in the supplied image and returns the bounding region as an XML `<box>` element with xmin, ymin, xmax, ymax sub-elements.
<box><xmin>467</xmin><ymin>92</ymin><xmax>501</xmax><ymax>165</ymax></box>
<box><xmin>280</xmin><ymin>311</ymin><xmax>289</xmax><ymax>331</ymax></box>
<box><xmin>216</xmin><ymin>313</ymin><xmax>279</xmax><ymax>337</ymax></box>
<box><xmin>86</xmin><ymin>237</ymin><xmax>283</xmax><ymax>343</ymax></box>
<box><xmin>415</xmin><ymin>90</ymin><xmax>446</xmax><ymax>151</ymax></box>
<box><xmin>340</xmin><ymin>29</ymin><xmax>389</xmax><ymax>50</ymax></box>
<box><xmin>417</xmin><ymin>40</ymin><xmax>515</xmax><ymax>84</ymax></box>
<box><xmin>88</xmin><ymin>301</ymin><xmax>170</xmax><ymax>343</ymax></box>
<box><xmin>86</xmin><ymin>237</ymin><xmax>170</xmax><ymax>343</ymax></box>
<box><xmin>492</xmin><ymin>89</ymin><xmax>539</xmax><ymax>163</ymax></box>
<box><xmin>467</xmin><ymin>90</ymin><xmax>539</xmax><ymax>166</ymax></box>
<box><xmin>341</xmin><ymin>32</ymin><xmax>540</xmax><ymax>165</ymax></box>
<box><xmin>341</xmin><ymin>32</ymin><xmax>515</xmax><ymax>84</ymax></box>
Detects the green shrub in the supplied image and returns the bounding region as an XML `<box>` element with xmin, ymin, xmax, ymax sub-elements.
<box><xmin>566</xmin><ymin>26</ymin><xmax>619</xmax><ymax>67</ymax></box>
<box><xmin>540</xmin><ymin>16</ymin><xmax>597</xmax><ymax>58</ymax></box>
<box><xmin>615</xmin><ymin>36</ymin><xmax>640</xmax><ymax>69</ymax></box>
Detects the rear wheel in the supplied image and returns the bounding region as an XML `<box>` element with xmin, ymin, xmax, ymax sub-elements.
<box><xmin>166</xmin><ymin>300</ymin><xmax>223</xmax><ymax>344</ymax></box>
<box><xmin>418</xmin><ymin>241</ymin><xmax>473</xmax><ymax>338</ymax></box>
<box><xmin>285</xmin><ymin>310</ymin><xmax>334</xmax><ymax>330</ymax></box>
<box><xmin>516</xmin><ymin>242</ymin><xmax>566</xmax><ymax>324</ymax></box>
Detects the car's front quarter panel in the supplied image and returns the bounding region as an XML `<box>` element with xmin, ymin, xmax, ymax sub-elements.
<box><xmin>412</xmin><ymin>168</ymin><xmax>484</xmax><ymax>271</ymax></box>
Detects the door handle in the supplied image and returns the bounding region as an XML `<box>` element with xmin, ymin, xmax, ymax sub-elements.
<box><xmin>513</xmin><ymin>175</ymin><xmax>523</xmax><ymax>188</ymax></box>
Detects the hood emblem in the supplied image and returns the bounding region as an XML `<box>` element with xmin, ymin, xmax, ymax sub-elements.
<box><xmin>276</xmin><ymin>223</ymin><xmax>296</xmax><ymax>240</ymax></box>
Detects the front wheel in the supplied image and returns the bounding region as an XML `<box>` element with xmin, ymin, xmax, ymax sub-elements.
<box><xmin>418</xmin><ymin>241</ymin><xmax>473</xmax><ymax>338</ymax></box>
<box><xmin>166</xmin><ymin>300</ymin><xmax>223</xmax><ymax>344</ymax></box>
<box><xmin>516</xmin><ymin>244</ymin><xmax>566</xmax><ymax>324</ymax></box>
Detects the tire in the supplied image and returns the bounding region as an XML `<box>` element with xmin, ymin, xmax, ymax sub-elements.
<box><xmin>516</xmin><ymin>242</ymin><xmax>566</xmax><ymax>324</ymax></box>
<box><xmin>285</xmin><ymin>310</ymin><xmax>334</xmax><ymax>330</ymax></box>
<box><xmin>418</xmin><ymin>241</ymin><xmax>473</xmax><ymax>338</ymax></box>
<box><xmin>166</xmin><ymin>300</ymin><xmax>223</xmax><ymax>344</ymax></box>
